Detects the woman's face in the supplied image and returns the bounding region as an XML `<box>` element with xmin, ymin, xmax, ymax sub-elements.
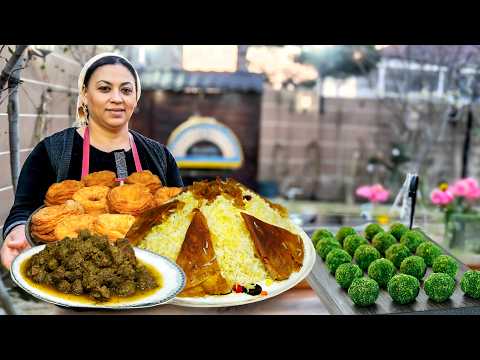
<box><xmin>83</xmin><ymin>64</ymin><xmax>137</xmax><ymax>130</ymax></box>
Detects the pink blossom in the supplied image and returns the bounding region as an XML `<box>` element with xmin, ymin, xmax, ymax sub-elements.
<box><xmin>451</xmin><ymin>178</ymin><xmax>480</xmax><ymax>200</ymax></box>
<box><xmin>356</xmin><ymin>184</ymin><xmax>389</xmax><ymax>203</ymax></box>
<box><xmin>430</xmin><ymin>189</ymin><xmax>454</xmax><ymax>205</ymax></box>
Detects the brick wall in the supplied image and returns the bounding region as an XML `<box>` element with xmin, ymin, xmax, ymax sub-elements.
<box><xmin>258</xmin><ymin>86</ymin><xmax>474</xmax><ymax>201</ymax></box>
<box><xmin>0</xmin><ymin>46</ymin><xmax>81</xmax><ymax>232</ymax></box>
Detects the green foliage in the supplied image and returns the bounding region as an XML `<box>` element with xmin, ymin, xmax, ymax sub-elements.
<box><xmin>368</xmin><ymin>258</ymin><xmax>396</xmax><ymax>288</ymax></box>
<box><xmin>336</xmin><ymin>226</ymin><xmax>356</xmax><ymax>246</ymax></box>
<box><xmin>315</xmin><ymin>237</ymin><xmax>342</xmax><ymax>260</ymax></box>
<box><xmin>461</xmin><ymin>270</ymin><xmax>480</xmax><ymax>299</ymax></box>
<box><xmin>399</xmin><ymin>256</ymin><xmax>427</xmax><ymax>280</ymax></box>
<box><xmin>348</xmin><ymin>277</ymin><xmax>379</xmax><ymax>306</ymax></box>
<box><xmin>326</xmin><ymin>248</ymin><xmax>352</xmax><ymax>274</ymax></box>
<box><xmin>372</xmin><ymin>232</ymin><xmax>397</xmax><ymax>256</ymax></box>
<box><xmin>400</xmin><ymin>230</ymin><xmax>425</xmax><ymax>253</ymax></box>
<box><xmin>415</xmin><ymin>242</ymin><xmax>442</xmax><ymax>267</ymax></box>
<box><xmin>424</xmin><ymin>273</ymin><xmax>455</xmax><ymax>302</ymax></box>
<box><xmin>385</xmin><ymin>243</ymin><xmax>412</xmax><ymax>268</ymax></box>
<box><xmin>311</xmin><ymin>228</ymin><xmax>334</xmax><ymax>247</ymax></box>
<box><xmin>389</xmin><ymin>223</ymin><xmax>409</xmax><ymax>241</ymax></box>
<box><xmin>335</xmin><ymin>263</ymin><xmax>363</xmax><ymax>289</ymax></box>
<box><xmin>387</xmin><ymin>274</ymin><xmax>420</xmax><ymax>304</ymax></box>
<box><xmin>343</xmin><ymin>234</ymin><xmax>368</xmax><ymax>256</ymax></box>
<box><xmin>364</xmin><ymin>223</ymin><xmax>384</xmax><ymax>242</ymax></box>
<box><xmin>432</xmin><ymin>255</ymin><xmax>459</xmax><ymax>278</ymax></box>
<box><xmin>354</xmin><ymin>245</ymin><xmax>381</xmax><ymax>271</ymax></box>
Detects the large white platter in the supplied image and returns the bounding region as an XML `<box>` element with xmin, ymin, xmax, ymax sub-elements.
<box><xmin>11</xmin><ymin>246</ymin><xmax>185</xmax><ymax>309</ymax></box>
<box><xmin>170</xmin><ymin>224</ymin><xmax>316</xmax><ymax>307</ymax></box>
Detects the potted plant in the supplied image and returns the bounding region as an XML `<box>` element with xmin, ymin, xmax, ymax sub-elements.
<box><xmin>430</xmin><ymin>177</ymin><xmax>480</xmax><ymax>253</ymax></box>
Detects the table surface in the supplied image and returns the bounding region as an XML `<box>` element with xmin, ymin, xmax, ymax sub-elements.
<box><xmin>307</xmin><ymin>232</ymin><xmax>480</xmax><ymax>315</ymax></box>
<box><xmin>54</xmin><ymin>288</ymin><xmax>328</xmax><ymax>315</ymax></box>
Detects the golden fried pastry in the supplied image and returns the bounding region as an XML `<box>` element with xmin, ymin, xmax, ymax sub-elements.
<box><xmin>154</xmin><ymin>187</ymin><xmax>183</xmax><ymax>206</ymax></box>
<box><xmin>45</xmin><ymin>180</ymin><xmax>84</xmax><ymax>206</ymax></box>
<box><xmin>107</xmin><ymin>184</ymin><xmax>153</xmax><ymax>216</ymax></box>
<box><xmin>125</xmin><ymin>170</ymin><xmax>162</xmax><ymax>194</ymax></box>
<box><xmin>82</xmin><ymin>170</ymin><xmax>118</xmax><ymax>188</ymax></box>
<box><xmin>72</xmin><ymin>185</ymin><xmax>110</xmax><ymax>215</ymax></box>
<box><xmin>31</xmin><ymin>200</ymin><xmax>84</xmax><ymax>243</ymax></box>
<box><xmin>93</xmin><ymin>214</ymin><xmax>136</xmax><ymax>243</ymax></box>
<box><xmin>54</xmin><ymin>214</ymin><xmax>97</xmax><ymax>241</ymax></box>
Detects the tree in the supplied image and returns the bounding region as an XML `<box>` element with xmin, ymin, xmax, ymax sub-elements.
<box><xmin>375</xmin><ymin>45</ymin><xmax>480</xmax><ymax>189</ymax></box>
<box><xmin>297</xmin><ymin>45</ymin><xmax>380</xmax><ymax>113</ymax></box>
<box><xmin>0</xmin><ymin>45</ymin><xmax>30</xmax><ymax>193</ymax></box>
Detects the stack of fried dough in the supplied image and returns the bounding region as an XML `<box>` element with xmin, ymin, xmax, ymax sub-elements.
<box><xmin>30</xmin><ymin>170</ymin><xmax>183</xmax><ymax>244</ymax></box>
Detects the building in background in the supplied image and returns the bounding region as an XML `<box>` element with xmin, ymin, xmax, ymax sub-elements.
<box><xmin>125</xmin><ymin>46</ymin><xmax>264</xmax><ymax>190</ymax></box>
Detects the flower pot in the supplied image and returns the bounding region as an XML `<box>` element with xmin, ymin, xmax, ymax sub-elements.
<box><xmin>446</xmin><ymin>212</ymin><xmax>480</xmax><ymax>254</ymax></box>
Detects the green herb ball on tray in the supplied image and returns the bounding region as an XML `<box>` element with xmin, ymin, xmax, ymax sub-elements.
<box><xmin>424</xmin><ymin>273</ymin><xmax>456</xmax><ymax>303</ymax></box>
<box><xmin>372</xmin><ymin>232</ymin><xmax>397</xmax><ymax>256</ymax></box>
<box><xmin>315</xmin><ymin>237</ymin><xmax>342</xmax><ymax>260</ymax></box>
<box><xmin>335</xmin><ymin>263</ymin><xmax>363</xmax><ymax>289</ymax></box>
<box><xmin>336</xmin><ymin>226</ymin><xmax>357</xmax><ymax>246</ymax></box>
<box><xmin>385</xmin><ymin>243</ymin><xmax>412</xmax><ymax>268</ymax></box>
<box><xmin>368</xmin><ymin>258</ymin><xmax>396</xmax><ymax>288</ymax></box>
<box><xmin>415</xmin><ymin>241</ymin><xmax>442</xmax><ymax>267</ymax></box>
<box><xmin>400</xmin><ymin>230</ymin><xmax>425</xmax><ymax>253</ymax></box>
<box><xmin>399</xmin><ymin>256</ymin><xmax>427</xmax><ymax>281</ymax></box>
<box><xmin>311</xmin><ymin>228</ymin><xmax>334</xmax><ymax>247</ymax></box>
<box><xmin>348</xmin><ymin>277</ymin><xmax>380</xmax><ymax>307</ymax></box>
<box><xmin>432</xmin><ymin>255</ymin><xmax>459</xmax><ymax>278</ymax></box>
<box><xmin>354</xmin><ymin>245</ymin><xmax>381</xmax><ymax>271</ymax></box>
<box><xmin>364</xmin><ymin>223</ymin><xmax>384</xmax><ymax>242</ymax></box>
<box><xmin>387</xmin><ymin>274</ymin><xmax>420</xmax><ymax>305</ymax></box>
<box><xmin>326</xmin><ymin>248</ymin><xmax>352</xmax><ymax>274</ymax></box>
<box><xmin>460</xmin><ymin>270</ymin><xmax>480</xmax><ymax>299</ymax></box>
<box><xmin>389</xmin><ymin>222</ymin><xmax>409</xmax><ymax>241</ymax></box>
<box><xmin>343</xmin><ymin>234</ymin><xmax>368</xmax><ymax>256</ymax></box>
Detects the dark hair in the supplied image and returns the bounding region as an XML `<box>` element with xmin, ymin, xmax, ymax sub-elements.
<box><xmin>83</xmin><ymin>56</ymin><xmax>138</xmax><ymax>92</ymax></box>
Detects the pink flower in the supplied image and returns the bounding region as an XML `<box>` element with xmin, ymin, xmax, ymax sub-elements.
<box><xmin>356</xmin><ymin>184</ymin><xmax>389</xmax><ymax>203</ymax></box>
<box><xmin>452</xmin><ymin>178</ymin><xmax>480</xmax><ymax>200</ymax></box>
<box><xmin>430</xmin><ymin>189</ymin><xmax>454</xmax><ymax>205</ymax></box>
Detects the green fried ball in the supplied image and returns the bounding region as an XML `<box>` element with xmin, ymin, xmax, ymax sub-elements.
<box><xmin>315</xmin><ymin>237</ymin><xmax>342</xmax><ymax>260</ymax></box>
<box><xmin>372</xmin><ymin>232</ymin><xmax>397</xmax><ymax>256</ymax></box>
<box><xmin>415</xmin><ymin>242</ymin><xmax>442</xmax><ymax>267</ymax></box>
<box><xmin>461</xmin><ymin>270</ymin><xmax>480</xmax><ymax>299</ymax></box>
<box><xmin>311</xmin><ymin>228</ymin><xmax>334</xmax><ymax>246</ymax></box>
<box><xmin>343</xmin><ymin>234</ymin><xmax>368</xmax><ymax>256</ymax></box>
<box><xmin>348</xmin><ymin>277</ymin><xmax>379</xmax><ymax>306</ymax></box>
<box><xmin>424</xmin><ymin>273</ymin><xmax>455</xmax><ymax>303</ymax></box>
<box><xmin>336</xmin><ymin>226</ymin><xmax>356</xmax><ymax>246</ymax></box>
<box><xmin>399</xmin><ymin>256</ymin><xmax>426</xmax><ymax>281</ymax></box>
<box><xmin>387</xmin><ymin>274</ymin><xmax>420</xmax><ymax>304</ymax></box>
<box><xmin>400</xmin><ymin>230</ymin><xmax>425</xmax><ymax>253</ymax></box>
<box><xmin>335</xmin><ymin>263</ymin><xmax>363</xmax><ymax>289</ymax></box>
<box><xmin>385</xmin><ymin>243</ymin><xmax>412</xmax><ymax>268</ymax></box>
<box><xmin>368</xmin><ymin>258</ymin><xmax>396</xmax><ymax>288</ymax></box>
<box><xmin>432</xmin><ymin>255</ymin><xmax>459</xmax><ymax>278</ymax></box>
<box><xmin>364</xmin><ymin>223</ymin><xmax>384</xmax><ymax>242</ymax></box>
<box><xmin>354</xmin><ymin>244</ymin><xmax>381</xmax><ymax>271</ymax></box>
<box><xmin>389</xmin><ymin>223</ymin><xmax>409</xmax><ymax>241</ymax></box>
<box><xmin>326</xmin><ymin>248</ymin><xmax>352</xmax><ymax>274</ymax></box>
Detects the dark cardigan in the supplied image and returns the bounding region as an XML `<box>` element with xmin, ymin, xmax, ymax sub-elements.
<box><xmin>2</xmin><ymin>127</ymin><xmax>183</xmax><ymax>241</ymax></box>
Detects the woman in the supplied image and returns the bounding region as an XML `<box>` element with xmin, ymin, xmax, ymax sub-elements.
<box><xmin>1</xmin><ymin>53</ymin><xmax>183</xmax><ymax>269</ymax></box>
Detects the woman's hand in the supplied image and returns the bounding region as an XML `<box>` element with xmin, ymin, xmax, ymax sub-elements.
<box><xmin>1</xmin><ymin>225</ymin><xmax>30</xmax><ymax>270</ymax></box>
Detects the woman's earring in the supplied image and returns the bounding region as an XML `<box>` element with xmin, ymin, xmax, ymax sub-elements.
<box><xmin>83</xmin><ymin>104</ymin><xmax>89</xmax><ymax>120</ymax></box>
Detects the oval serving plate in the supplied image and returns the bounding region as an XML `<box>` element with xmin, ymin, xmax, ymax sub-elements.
<box><xmin>25</xmin><ymin>205</ymin><xmax>46</xmax><ymax>247</ymax></box>
<box><xmin>11</xmin><ymin>246</ymin><xmax>186</xmax><ymax>309</ymax></box>
<box><xmin>170</xmin><ymin>225</ymin><xmax>316</xmax><ymax>307</ymax></box>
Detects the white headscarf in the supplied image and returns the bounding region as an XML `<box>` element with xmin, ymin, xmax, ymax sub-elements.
<box><xmin>76</xmin><ymin>52</ymin><xmax>142</xmax><ymax>125</ymax></box>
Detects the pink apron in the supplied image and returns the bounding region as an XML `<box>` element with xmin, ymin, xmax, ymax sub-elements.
<box><xmin>81</xmin><ymin>126</ymin><xmax>143</xmax><ymax>183</ymax></box>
